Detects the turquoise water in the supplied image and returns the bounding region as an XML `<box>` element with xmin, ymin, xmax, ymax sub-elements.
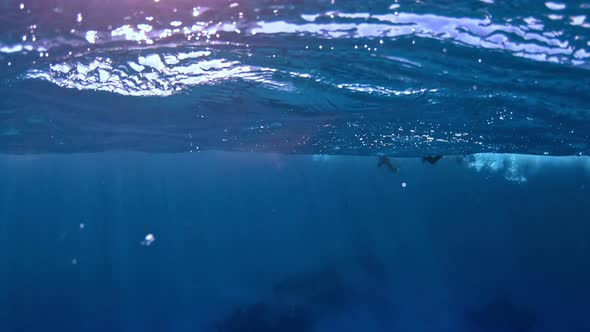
<box><xmin>1</xmin><ymin>1</ymin><xmax>590</xmax><ymax>331</ymax></box>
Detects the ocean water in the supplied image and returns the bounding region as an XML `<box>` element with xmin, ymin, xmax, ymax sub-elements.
<box><xmin>1</xmin><ymin>0</ymin><xmax>589</xmax><ymax>331</ymax></box>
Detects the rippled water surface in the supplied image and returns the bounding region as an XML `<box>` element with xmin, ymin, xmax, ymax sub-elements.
<box><xmin>1</xmin><ymin>0</ymin><xmax>589</xmax><ymax>155</ymax></box>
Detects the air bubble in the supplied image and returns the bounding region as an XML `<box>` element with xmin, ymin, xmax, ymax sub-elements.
<box><xmin>141</xmin><ymin>233</ymin><xmax>156</xmax><ymax>246</ymax></box>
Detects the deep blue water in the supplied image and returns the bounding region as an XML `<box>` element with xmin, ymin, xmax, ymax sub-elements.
<box><xmin>1</xmin><ymin>0</ymin><xmax>590</xmax><ymax>331</ymax></box>
<box><xmin>0</xmin><ymin>153</ymin><xmax>589</xmax><ymax>332</ymax></box>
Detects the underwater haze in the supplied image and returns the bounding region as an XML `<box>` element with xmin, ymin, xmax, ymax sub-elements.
<box><xmin>1</xmin><ymin>0</ymin><xmax>590</xmax><ymax>331</ymax></box>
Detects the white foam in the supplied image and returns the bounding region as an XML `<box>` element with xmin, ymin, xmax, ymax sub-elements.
<box><xmin>545</xmin><ymin>2</ymin><xmax>566</xmax><ymax>10</ymax></box>
<box><xmin>85</xmin><ymin>30</ymin><xmax>97</xmax><ymax>44</ymax></box>
<box><xmin>138</xmin><ymin>54</ymin><xmax>166</xmax><ymax>71</ymax></box>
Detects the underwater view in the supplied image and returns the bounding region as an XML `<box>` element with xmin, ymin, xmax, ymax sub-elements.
<box><xmin>1</xmin><ymin>0</ymin><xmax>589</xmax><ymax>331</ymax></box>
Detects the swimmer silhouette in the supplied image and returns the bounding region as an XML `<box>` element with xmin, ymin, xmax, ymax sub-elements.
<box><xmin>422</xmin><ymin>155</ymin><xmax>444</xmax><ymax>165</ymax></box>
<box><xmin>377</xmin><ymin>156</ymin><xmax>398</xmax><ymax>173</ymax></box>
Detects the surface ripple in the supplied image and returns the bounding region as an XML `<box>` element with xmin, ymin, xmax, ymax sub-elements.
<box><xmin>0</xmin><ymin>0</ymin><xmax>589</xmax><ymax>155</ymax></box>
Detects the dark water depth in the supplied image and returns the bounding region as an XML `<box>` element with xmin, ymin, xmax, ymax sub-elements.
<box><xmin>0</xmin><ymin>152</ymin><xmax>589</xmax><ymax>332</ymax></box>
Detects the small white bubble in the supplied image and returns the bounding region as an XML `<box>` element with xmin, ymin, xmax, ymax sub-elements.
<box><xmin>401</xmin><ymin>182</ymin><xmax>407</xmax><ymax>188</ymax></box>
<box><xmin>19</xmin><ymin>3</ymin><xmax>24</xmax><ymax>10</ymax></box>
<box><xmin>79</xmin><ymin>223</ymin><xmax>85</xmax><ymax>230</ymax></box>
<box><xmin>76</xmin><ymin>13</ymin><xmax>83</xmax><ymax>23</ymax></box>
<box><xmin>478</xmin><ymin>58</ymin><xmax>482</xmax><ymax>63</ymax></box>
<box><xmin>141</xmin><ymin>233</ymin><xmax>155</xmax><ymax>246</ymax></box>
<box><xmin>72</xmin><ymin>258</ymin><xmax>78</xmax><ymax>265</ymax></box>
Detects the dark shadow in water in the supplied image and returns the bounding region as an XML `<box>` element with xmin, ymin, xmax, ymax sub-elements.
<box><xmin>465</xmin><ymin>297</ymin><xmax>537</xmax><ymax>332</ymax></box>
<box><xmin>378</xmin><ymin>155</ymin><xmax>445</xmax><ymax>171</ymax></box>
<box><xmin>214</xmin><ymin>302</ymin><xmax>314</xmax><ymax>332</ymax></box>
<box><xmin>214</xmin><ymin>260</ymin><xmax>395</xmax><ymax>332</ymax></box>
<box><xmin>272</xmin><ymin>263</ymin><xmax>396</xmax><ymax>329</ymax></box>
<box><xmin>273</xmin><ymin>266</ymin><xmax>355</xmax><ymax>315</ymax></box>
<box><xmin>353</xmin><ymin>247</ymin><xmax>389</xmax><ymax>285</ymax></box>
<box><xmin>377</xmin><ymin>156</ymin><xmax>398</xmax><ymax>173</ymax></box>
<box><xmin>422</xmin><ymin>155</ymin><xmax>444</xmax><ymax>165</ymax></box>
